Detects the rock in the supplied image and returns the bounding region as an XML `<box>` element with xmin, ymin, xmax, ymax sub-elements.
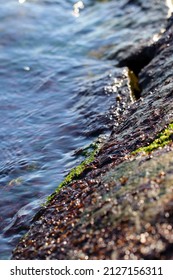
<box><xmin>106</xmin><ymin>0</ymin><xmax>169</xmax><ymax>62</ymax></box>
<box><xmin>12</xmin><ymin>15</ymin><xmax>173</xmax><ymax>260</ymax></box>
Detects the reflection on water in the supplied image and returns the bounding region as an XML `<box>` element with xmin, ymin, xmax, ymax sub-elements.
<box><xmin>73</xmin><ymin>1</ymin><xmax>85</xmax><ymax>17</ymax></box>
<box><xmin>18</xmin><ymin>0</ymin><xmax>26</xmax><ymax>4</ymax></box>
<box><xmin>0</xmin><ymin>0</ymin><xmax>169</xmax><ymax>259</ymax></box>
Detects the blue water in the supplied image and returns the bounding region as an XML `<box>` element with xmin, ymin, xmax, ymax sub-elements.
<box><xmin>0</xmin><ymin>0</ymin><xmax>169</xmax><ymax>259</ymax></box>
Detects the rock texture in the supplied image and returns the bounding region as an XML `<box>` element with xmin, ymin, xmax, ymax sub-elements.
<box><xmin>12</xmin><ymin>15</ymin><xmax>173</xmax><ymax>260</ymax></box>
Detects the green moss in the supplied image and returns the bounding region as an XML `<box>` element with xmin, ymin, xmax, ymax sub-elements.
<box><xmin>128</xmin><ymin>69</ymin><xmax>141</xmax><ymax>101</ymax></box>
<box><xmin>132</xmin><ymin>123</ymin><xmax>173</xmax><ymax>154</ymax></box>
<box><xmin>46</xmin><ymin>142</ymin><xmax>100</xmax><ymax>203</ymax></box>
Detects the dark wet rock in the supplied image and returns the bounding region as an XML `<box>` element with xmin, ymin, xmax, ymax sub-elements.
<box><xmin>12</xmin><ymin>16</ymin><xmax>173</xmax><ymax>260</ymax></box>
<box><xmin>90</xmin><ymin>0</ymin><xmax>169</xmax><ymax>64</ymax></box>
<box><xmin>73</xmin><ymin>69</ymin><xmax>132</xmax><ymax>136</ymax></box>
<box><xmin>106</xmin><ymin>0</ymin><xmax>169</xmax><ymax>62</ymax></box>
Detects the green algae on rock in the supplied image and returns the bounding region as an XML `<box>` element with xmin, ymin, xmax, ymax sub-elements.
<box><xmin>47</xmin><ymin>140</ymin><xmax>101</xmax><ymax>203</ymax></box>
<box><xmin>132</xmin><ymin>123</ymin><xmax>173</xmax><ymax>155</ymax></box>
<box><xmin>127</xmin><ymin>69</ymin><xmax>141</xmax><ymax>101</ymax></box>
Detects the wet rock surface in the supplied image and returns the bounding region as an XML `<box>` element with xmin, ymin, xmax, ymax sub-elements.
<box><xmin>12</xmin><ymin>14</ymin><xmax>173</xmax><ymax>260</ymax></box>
<box><xmin>72</xmin><ymin>68</ymin><xmax>132</xmax><ymax>137</ymax></box>
<box><xmin>106</xmin><ymin>0</ymin><xmax>169</xmax><ymax>62</ymax></box>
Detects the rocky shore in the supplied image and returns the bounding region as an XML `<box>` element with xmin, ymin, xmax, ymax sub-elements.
<box><xmin>12</xmin><ymin>11</ymin><xmax>173</xmax><ymax>259</ymax></box>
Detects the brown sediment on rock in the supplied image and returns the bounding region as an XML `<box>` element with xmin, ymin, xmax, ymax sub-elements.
<box><xmin>12</xmin><ymin>15</ymin><xmax>173</xmax><ymax>260</ymax></box>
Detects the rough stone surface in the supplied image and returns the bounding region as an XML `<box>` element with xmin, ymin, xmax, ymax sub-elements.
<box><xmin>106</xmin><ymin>0</ymin><xmax>169</xmax><ymax>62</ymax></box>
<box><xmin>12</xmin><ymin>15</ymin><xmax>173</xmax><ymax>260</ymax></box>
